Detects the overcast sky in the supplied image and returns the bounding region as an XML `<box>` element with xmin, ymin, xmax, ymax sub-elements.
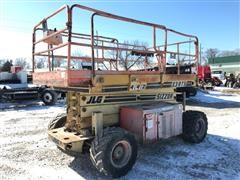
<box><xmin>0</xmin><ymin>0</ymin><xmax>239</xmax><ymax>59</ymax></box>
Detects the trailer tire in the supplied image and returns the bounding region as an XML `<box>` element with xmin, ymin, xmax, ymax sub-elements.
<box><xmin>90</xmin><ymin>127</ymin><xmax>137</xmax><ymax>178</ymax></box>
<box><xmin>42</xmin><ymin>89</ymin><xmax>57</xmax><ymax>105</ymax></box>
<box><xmin>48</xmin><ymin>113</ymin><xmax>67</xmax><ymax>130</ymax></box>
<box><xmin>182</xmin><ymin>110</ymin><xmax>208</xmax><ymax>143</ymax></box>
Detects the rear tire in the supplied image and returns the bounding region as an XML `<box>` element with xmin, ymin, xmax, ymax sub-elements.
<box><xmin>48</xmin><ymin>113</ymin><xmax>67</xmax><ymax>130</ymax></box>
<box><xmin>182</xmin><ymin>110</ymin><xmax>208</xmax><ymax>143</ymax></box>
<box><xmin>90</xmin><ymin>127</ymin><xmax>138</xmax><ymax>178</ymax></box>
<box><xmin>41</xmin><ymin>89</ymin><xmax>57</xmax><ymax>106</ymax></box>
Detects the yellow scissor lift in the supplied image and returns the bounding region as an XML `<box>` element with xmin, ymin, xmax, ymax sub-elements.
<box><xmin>32</xmin><ymin>4</ymin><xmax>207</xmax><ymax>178</ymax></box>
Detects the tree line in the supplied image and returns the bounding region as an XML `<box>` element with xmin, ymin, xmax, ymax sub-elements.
<box><xmin>0</xmin><ymin>47</ymin><xmax>239</xmax><ymax>72</ymax></box>
<box><xmin>202</xmin><ymin>48</ymin><xmax>240</xmax><ymax>64</ymax></box>
<box><xmin>0</xmin><ymin>58</ymin><xmax>31</xmax><ymax>72</ymax></box>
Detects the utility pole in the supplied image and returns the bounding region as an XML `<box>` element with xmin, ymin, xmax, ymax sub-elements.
<box><xmin>199</xmin><ymin>44</ymin><xmax>204</xmax><ymax>65</ymax></box>
<box><xmin>199</xmin><ymin>43</ymin><xmax>202</xmax><ymax>65</ymax></box>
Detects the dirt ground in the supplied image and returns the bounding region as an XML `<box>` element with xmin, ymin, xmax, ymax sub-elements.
<box><xmin>0</xmin><ymin>90</ymin><xmax>240</xmax><ymax>179</ymax></box>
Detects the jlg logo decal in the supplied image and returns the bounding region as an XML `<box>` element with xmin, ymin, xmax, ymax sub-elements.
<box><xmin>130</xmin><ymin>84</ymin><xmax>146</xmax><ymax>90</ymax></box>
<box><xmin>86</xmin><ymin>96</ymin><xmax>103</xmax><ymax>104</ymax></box>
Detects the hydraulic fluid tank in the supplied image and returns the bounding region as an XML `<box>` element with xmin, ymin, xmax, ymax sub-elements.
<box><xmin>120</xmin><ymin>102</ymin><xmax>183</xmax><ymax>144</ymax></box>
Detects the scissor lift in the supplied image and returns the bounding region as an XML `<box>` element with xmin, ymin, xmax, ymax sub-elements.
<box><xmin>32</xmin><ymin>4</ymin><xmax>207</xmax><ymax>178</ymax></box>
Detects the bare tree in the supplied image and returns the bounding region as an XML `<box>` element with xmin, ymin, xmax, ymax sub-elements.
<box><xmin>218</xmin><ymin>49</ymin><xmax>240</xmax><ymax>57</ymax></box>
<box><xmin>71</xmin><ymin>49</ymin><xmax>83</xmax><ymax>69</ymax></box>
<box><xmin>53</xmin><ymin>57</ymin><xmax>64</xmax><ymax>68</ymax></box>
<box><xmin>36</xmin><ymin>58</ymin><xmax>45</xmax><ymax>69</ymax></box>
<box><xmin>0</xmin><ymin>59</ymin><xmax>7</xmax><ymax>69</ymax></box>
<box><xmin>1</xmin><ymin>60</ymin><xmax>13</xmax><ymax>72</ymax></box>
<box><xmin>203</xmin><ymin>48</ymin><xmax>239</xmax><ymax>63</ymax></box>
<box><xmin>205</xmin><ymin>48</ymin><xmax>219</xmax><ymax>59</ymax></box>
<box><xmin>15</xmin><ymin>57</ymin><xmax>28</xmax><ymax>69</ymax></box>
<box><xmin>108</xmin><ymin>40</ymin><xmax>149</xmax><ymax>71</ymax></box>
<box><xmin>0</xmin><ymin>60</ymin><xmax>5</xmax><ymax>67</ymax></box>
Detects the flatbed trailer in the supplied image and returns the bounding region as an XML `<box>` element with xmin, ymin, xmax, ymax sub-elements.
<box><xmin>0</xmin><ymin>84</ymin><xmax>65</xmax><ymax>105</ymax></box>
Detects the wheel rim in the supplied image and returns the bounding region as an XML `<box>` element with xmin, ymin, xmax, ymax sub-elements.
<box><xmin>43</xmin><ymin>92</ymin><xmax>52</xmax><ymax>103</ymax></box>
<box><xmin>110</xmin><ymin>140</ymin><xmax>132</xmax><ymax>168</ymax></box>
<box><xmin>195</xmin><ymin>118</ymin><xmax>205</xmax><ymax>138</ymax></box>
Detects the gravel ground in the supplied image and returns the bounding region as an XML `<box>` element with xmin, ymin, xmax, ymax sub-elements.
<box><xmin>0</xmin><ymin>90</ymin><xmax>240</xmax><ymax>179</ymax></box>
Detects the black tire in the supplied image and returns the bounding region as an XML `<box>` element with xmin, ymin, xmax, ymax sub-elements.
<box><xmin>185</xmin><ymin>91</ymin><xmax>190</xmax><ymax>98</ymax></box>
<box><xmin>41</xmin><ymin>89</ymin><xmax>58</xmax><ymax>105</ymax></box>
<box><xmin>48</xmin><ymin>113</ymin><xmax>67</xmax><ymax>130</ymax></box>
<box><xmin>214</xmin><ymin>81</ymin><xmax>221</xmax><ymax>86</ymax></box>
<box><xmin>90</xmin><ymin>127</ymin><xmax>138</xmax><ymax>178</ymax></box>
<box><xmin>176</xmin><ymin>94</ymin><xmax>184</xmax><ymax>102</ymax></box>
<box><xmin>182</xmin><ymin>110</ymin><xmax>208</xmax><ymax>143</ymax></box>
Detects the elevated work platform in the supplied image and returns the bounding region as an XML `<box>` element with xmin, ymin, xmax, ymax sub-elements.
<box><xmin>32</xmin><ymin>4</ymin><xmax>198</xmax><ymax>93</ymax></box>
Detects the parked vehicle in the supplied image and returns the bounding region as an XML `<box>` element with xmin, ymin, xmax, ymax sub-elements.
<box><xmin>32</xmin><ymin>4</ymin><xmax>208</xmax><ymax>178</ymax></box>
<box><xmin>197</xmin><ymin>65</ymin><xmax>223</xmax><ymax>88</ymax></box>
<box><xmin>233</xmin><ymin>73</ymin><xmax>240</xmax><ymax>88</ymax></box>
<box><xmin>0</xmin><ymin>66</ymin><xmax>64</xmax><ymax>105</ymax></box>
<box><xmin>225</xmin><ymin>73</ymin><xmax>236</xmax><ymax>88</ymax></box>
<box><xmin>198</xmin><ymin>65</ymin><xmax>212</xmax><ymax>84</ymax></box>
<box><xmin>212</xmin><ymin>76</ymin><xmax>223</xmax><ymax>86</ymax></box>
<box><xmin>212</xmin><ymin>70</ymin><xmax>225</xmax><ymax>81</ymax></box>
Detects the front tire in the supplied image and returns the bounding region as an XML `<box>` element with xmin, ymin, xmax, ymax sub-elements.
<box><xmin>90</xmin><ymin>127</ymin><xmax>138</xmax><ymax>178</ymax></box>
<box><xmin>182</xmin><ymin>111</ymin><xmax>208</xmax><ymax>143</ymax></box>
<box><xmin>48</xmin><ymin>113</ymin><xmax>67</xmax><ymax>130</ymax></box>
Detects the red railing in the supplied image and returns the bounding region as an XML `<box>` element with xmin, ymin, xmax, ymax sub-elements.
<box><xmin>32</xmin><ymin>4</ymin><xmax>199</xmax><ymax>83</ymax></box>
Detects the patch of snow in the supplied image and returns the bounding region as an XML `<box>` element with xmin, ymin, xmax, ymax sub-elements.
<box><xmin>1</xmin><ymin>91</ymin><xmax>240</xmax><ymax>179</ymax></box>
<box><xmin>190</xmin><ymin>90</ymin><xmax>240</xmax><ymax>103</ymax></box>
